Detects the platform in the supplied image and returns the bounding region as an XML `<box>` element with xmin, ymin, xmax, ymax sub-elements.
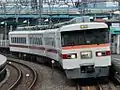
<box><xmin>0</xmin><ymin>54</ymin><xmax>7</xmax><ymax>65</ymax></box>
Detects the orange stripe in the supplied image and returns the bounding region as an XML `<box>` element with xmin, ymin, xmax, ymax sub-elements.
<box><xmin>62</xmin><ymin>44</ymin><xmax>110</xmax><ymax>50</ymax></box>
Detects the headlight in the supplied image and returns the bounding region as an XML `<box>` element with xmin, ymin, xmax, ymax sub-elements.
<box><xmin>80</xmin><ymin>51</ymin><xmax>92</xmax><ymax>59</ymax></box>
<box><xmin>96</xmin><ymin>52</ymin><xmax>102</xmax><ymax>56</ymax></box>
<box><xmin>71</xmin><ymin>54</ymin><xmax>76</xmax><ymax>59</ymax></box>
<box><xmin>62</xmin><ymin>53</ymin><xmax>77</xmax><ymax>59</ymax></box>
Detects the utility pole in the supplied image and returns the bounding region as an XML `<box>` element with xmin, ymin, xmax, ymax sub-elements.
<box><xmin>47</xmin><ymin>0</ymin><xmax>54</xmax><ymax>28</ymax></box>
<box><xmin>2</xmin><ymin>2</ymin><xmax>7</xmax><ymax>40</ymax></box>
<box><xmin>15</xmin><ymin>0</ymin><xmax>19</xmax><ymax>23</ymax></box>
<box><xmin>82</xmin><ymin>0</ymin><xmax>88</xmax><ymax>15</ymax></box>
<box><xmin>38</xmin><ymin>0</ymin><xmax>43</xmax><ymax>25</ymax></box>
<box><xmin>78</xmin><ymin>0</ymin><xmax>88</xmax><ymax>16</ymax></box>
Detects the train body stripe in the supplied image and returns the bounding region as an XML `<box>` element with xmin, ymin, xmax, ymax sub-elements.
<box><xmin>62</xmin><ymin>44</ymin><xmax>110</xmax><ymax>50</ymax></box>
<box><xmin>9</xmin><ymin>44</ymin><xmax>45</xmax><ymax>50</ymax></box>
<box><xmin>29</xmin><ymin>46</ymin><xmax>45</xmax><ymax>50</ymax></box>
<box><xmin>47</xmin><ymin>49</ymin><xmax>58</xmax><ymax>54</ymax></box>
<box><xmin>9</xmin><ymin>44</ymin><xmax>28</xmax><ymax>48</ymax></box>
<box><xmin>10</xmin><ymin>44</ymin><xmax>58</xmax><ymax>54</ymax></box>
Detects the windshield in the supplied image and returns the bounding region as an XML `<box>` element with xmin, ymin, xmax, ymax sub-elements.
<box><xmin>61</xmin><ymin>28</ymin><xmax>109</xmax><ymax>47</ymax></box>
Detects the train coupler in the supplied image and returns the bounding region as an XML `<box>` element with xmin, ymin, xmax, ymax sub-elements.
<box><xmin>81</xmin><ymin>65</ymin><xmax>95</xmax><ymax>73</ymax></box>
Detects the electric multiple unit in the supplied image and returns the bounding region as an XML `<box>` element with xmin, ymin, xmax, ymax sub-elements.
<box><xmin>9</xmin><ymin>22</ymin><xmax>111</xmax><ymax>79</ymax></box>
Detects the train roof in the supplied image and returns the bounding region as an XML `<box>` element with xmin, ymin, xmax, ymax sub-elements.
<box><xmin>9</xmin><ymin>30</ymin><xmax>46</xmax><ymax>34</ymax></box>
<box><xmin>9</xmin><ymin>28</ymin><xmax>59</xmax><ymax>34</ymax></box>
<box><xmin>60</xmin><ymin>22</ymin><xmax>108</xmax><ymax>32</ymax></box>
<box><xmin>9</xmin><ymin>22</ymin><xmax>108</xmax><ymax>34</ymax></box>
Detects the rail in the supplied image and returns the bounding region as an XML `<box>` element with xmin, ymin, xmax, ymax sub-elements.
<box><xmin>7</xmin><ymin>62</ymin><xmax>22</xmax><ymax>90</ymax></box>
<box><xmin>8</xmin><ymin>59</ymin><xmax>37</xmax><ymax>90</ymax></box>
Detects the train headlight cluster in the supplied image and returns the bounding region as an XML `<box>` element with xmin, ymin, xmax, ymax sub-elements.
<box><xmin>80</xmin><ymin>51</ymin><xmax>92</xmax><ymax>59</ymax></box>
<box><xmin>62</xmin><ymin>53</ymin><xmax>77</xmax><ymax>59</ymax></box>
<box><xmin>96</xmin><ymin>51</ymin><xmax>111</xmax><ymax>57</ymax></box>
<box><xmin>71</xmin><ymin>54</ymin><xmax>76</xmax><ymax>59</ymax></box>
<box><xmin>96</xmin><ymin>52</ymin><xmax>102</xmax><ymax>56</ymax></box>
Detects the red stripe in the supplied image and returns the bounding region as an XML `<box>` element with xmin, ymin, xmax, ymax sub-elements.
<box><xmin>29</xmin><ymin>46</ymin><xmax>45</xmax><ymax>50</ymax></box>
<box><xmin>47</xmin><ymin>49</ymin><xmax>58</xmax><ymax>54</ymax></box>
<box><xmin>62</xmin><ymin>44</ymin><xmax>109</xmax><ymax>50</ymax></box>
<box><xmin>10</xmin><ymin>44</ymin><xmax>45</xmax><ymax>50</ymax></box>
<box><xmin>10</xmin><ymin>44</ymin><xmax>58</xmax><ymax>54</ymax></box>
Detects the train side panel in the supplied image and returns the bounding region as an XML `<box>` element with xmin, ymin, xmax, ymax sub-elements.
<box><xmin>28</xmin><ymin>31</ymin><xmax>46</xmax><ymax>57</ymax></box>
<box><xmin>43</xmin><ymin>29</ymin><xmax>61</xmax><ymax>61</ymax></box>
<box><xmin>9</xmin><ymin>32</ymin><xmax>29</xmax><ymax>53</ymax></box>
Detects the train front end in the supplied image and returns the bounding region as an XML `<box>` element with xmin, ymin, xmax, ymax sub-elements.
<box><xmin>60</xmin><ymin>23</ymin><xmax>111</xmax><ymax>79</ymax></box>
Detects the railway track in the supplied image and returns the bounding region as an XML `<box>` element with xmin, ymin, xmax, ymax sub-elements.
<box><xmin>97</xmin><ymin>82</ymin><xmax>117</xmax><ymax>90</ymax></box>
<box><xmin>1</xmin><ymin>54</ymin><xmax>117</xmax><ymax>90</ymax></box>
<box><xmin>0</xmin><ymin>62</ymin><xmax>22</xmax><ymax>90</ymax></box>
<box><xmin>5</xmin><ymin>56</ymin><xmax>75</xmax><ymax>90</ymax></box>
<box><xmin>8</xmin><ymin>59</ymin><xmax>37</xmax><ymax>90</ymax></box>
<box><xmin>76</xmin><ymin>80</ymin><xmax>116</xmax><ymax>90</ymax></box>
<box><xmin>7</xmin><ymin>62</ymin><xmax>22</xmax><ymax>90</ymax></box>
<box><xmin>1</xmin><ymin>59</ymin><xmax>38</xmax><ymax>90</ymax></box>
<box><xmin>76</xmin><ymin>84</ymin><xmax>98</xmax><ymax>90</ymax></box>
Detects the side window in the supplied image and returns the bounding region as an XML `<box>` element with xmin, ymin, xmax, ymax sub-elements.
<box><xmin>11</xmin><ymin>37</ymin><xmax>26</xmax><ymax>44</ymax></box>
<box><xmin>11</xmin><ymin>37</ymin><xmax>13</xmax><ymax>43</ymax></box>
<box><xmin>37</xmin><ymin>37</ymin><xmax>42</xmax><ymax>45</ymax></box>
<box><xmin>52</xmin><ymin>38</ymin><xmax>55</xmax><ymax>47</ymax></box>
<box><xmin>30</xmin><ymin>37</ymin><xmax>33</xmax><ymax>44</ymax></box>
<box><xmin>14</xmin><ymin>37</ymin><xmax>16</xmax><ymax>43</ymax></box>
<box><xmin>29</xmin><ymin>36</ymin><xmax>42</xmax><ymax>45</ymax></box>
<box><xmin>45</xmin><ymin>37</ymin><xmax>55</xmax><ymax>47</ymax></box>
<box><xmin>13</xmin><ymin>37</ymin><xmax>15</xmax><ymax>43</ymax></box>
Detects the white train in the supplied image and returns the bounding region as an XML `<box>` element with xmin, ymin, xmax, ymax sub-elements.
<box><xmin>9</xmin><ymin>22</ymin><xmax>111</xmax><ymax>79</ymax></box>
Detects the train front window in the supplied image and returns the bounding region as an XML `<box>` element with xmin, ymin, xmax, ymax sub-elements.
<box><xmin>61</xmin><ymin>29</ymin><xmax>109</xmax><ymax>47</ymax></box>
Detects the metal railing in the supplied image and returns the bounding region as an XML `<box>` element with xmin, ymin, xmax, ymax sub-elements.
<box><xmin>0</xmin><ymin>40</ymin><xmax>9</xmax><ymax>48</ymax></box>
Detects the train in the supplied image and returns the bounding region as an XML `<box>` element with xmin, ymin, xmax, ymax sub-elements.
<box><xmin>8</xmin><ymin>21</ymin><xmax>111</xmax><ymax>79</ymax></box>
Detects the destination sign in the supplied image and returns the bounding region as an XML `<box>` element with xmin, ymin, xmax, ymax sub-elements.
<box><xmin>80</xmin><ymin>25</ymin><xmax>88</xmax><ymax>29</ymax></box>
